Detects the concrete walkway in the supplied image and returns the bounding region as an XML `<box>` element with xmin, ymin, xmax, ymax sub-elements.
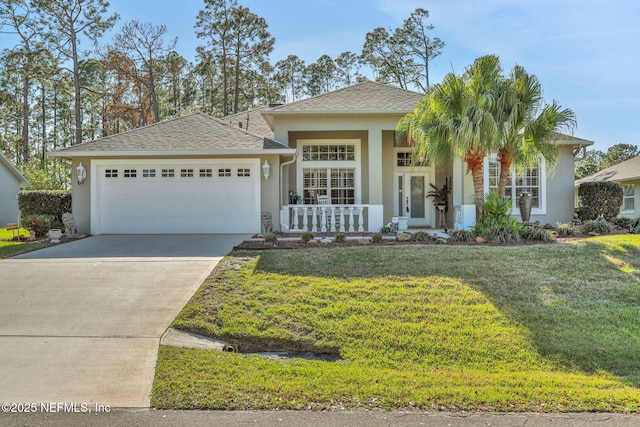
<box><xmin>0</xmin><ymin>235</ymin><xmax>243</xmax><ymax>408</ymax></box>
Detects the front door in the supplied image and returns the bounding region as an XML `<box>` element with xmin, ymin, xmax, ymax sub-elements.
<box><xmin>396</xmin><ymin>172</ymin><xmax>433</xmax><ymax>227</ymax></box>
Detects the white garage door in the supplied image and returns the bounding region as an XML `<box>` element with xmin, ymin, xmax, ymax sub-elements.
<box><xmin>92</xmin><ymin>159</ymin><xmax>260</xmax><ymax>234</ymax></box>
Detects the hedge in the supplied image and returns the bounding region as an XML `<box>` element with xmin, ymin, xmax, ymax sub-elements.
<box><xmin>577</xmin><ymin>181</ymin><xmax>623</xmax><ymax>221</ymax></box>
<box><xmin>18</xmin><ymin>190</ymin><xmax>72</xmax><ymax>230</ymax></box>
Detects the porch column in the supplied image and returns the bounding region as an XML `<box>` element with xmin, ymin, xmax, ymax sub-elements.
<box><xmin>368</xmin><ymin>129</ymin><xmax>383</xmax><ymax>205</ymax></box>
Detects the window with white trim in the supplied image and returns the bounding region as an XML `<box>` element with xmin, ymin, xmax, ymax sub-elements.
<box><xmin>124</xmin><ymin>169</ymin><xmax>137</xmax><ymax>178</ymax></box>
<box><xmin>199</xmin><ymin>168</ymin><xmax>212</xmax><ymax>177</ymax></box>
<box><xmin>623</xmin><ymin>184</ymin><xmax>635</xmax><ymax>211</ymax></box>
<box><xmin>161</xmin><ymin>168</ymin><xmax>175</xmax><ymax>177</ymax></box>
<box><xmin>396</xmin><ymin>151</ymin><xmax>429</xmax><ymax>167</ymax></box>
<box><xmin>143</xmin><ymin>169</ymin><xmax>156</xmax><ymax>178</ymax></box>
<box><xmin>299</xmin><ymin>140</ymin><xmax>360</xmax><ymax>204</ymax></box>
<box><xmin>181</xmin><ymin>168</ymin><xmax>194</xmax><ymax>177</ymax></box>
<box><xmin>105</xmin><ymin>169</ymin><xmax>118</xmax><ymax>178</ymax></box>
<box><xmin>237</xmin><ymin>168</ymin><xmax>251</xmax><ymax>177</ymax></box>
<box><xmin>486</xmin><ymin>157</ymin><xmax>545</xmax><ymax>211</ymax></box>
<box><xmin>218</xmin><ymin>168</ymin><xmax>231</xmax><ymax>177</ymax></box>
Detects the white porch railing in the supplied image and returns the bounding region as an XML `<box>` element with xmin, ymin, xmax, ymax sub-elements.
<box><xmin>282</xmin><ymin>204</ymin><xmax>368</xmax><ymax>233</ymax></box>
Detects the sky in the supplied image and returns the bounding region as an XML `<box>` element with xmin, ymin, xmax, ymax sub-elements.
<box><xmin>6</xmin><ymin>0</ymin><xmax>640</xmax><ymax>152</ymax></box>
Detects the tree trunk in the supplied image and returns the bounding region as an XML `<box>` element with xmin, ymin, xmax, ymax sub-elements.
<box><xmin>465</xmin><ymin>150</ymin><xmax>486</xmax><ymax>221</ymax></box>
<box><xmin>71</xmin><ymin>31</ymin><xmax>82</xmax><ymax>145</ymax></box>
<box><xmin>21</xmin><ymin>71</ymin><xmax>31</xmax><ymax>165</ymax></box>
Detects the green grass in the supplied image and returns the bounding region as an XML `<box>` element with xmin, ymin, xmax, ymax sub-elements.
<box><xmin>152</xmin><ymin>235</ymin><xmax>640</xmax><ymax>412</ymax></box>
<box><xmin>0</xmin><ymin>227</ymin><xmax>52</xmax><ymax>259</ymax></box>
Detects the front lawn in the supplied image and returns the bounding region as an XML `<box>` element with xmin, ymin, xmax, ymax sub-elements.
<box><xmin>0</xmin><ymin>227</ymin><xmax>52</xmax><ymax>259</ymax></box>
<box><xmin>152</xmin><ymin>235</ymin><xmax>640</xmax><ymax>412</ymax></box>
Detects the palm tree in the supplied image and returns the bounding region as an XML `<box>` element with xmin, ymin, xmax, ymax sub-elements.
<box><xmin>397</xmin><ymin>55</ymin><xmax>503</xmax><ymax>220</ymax></box>
<box><xmin>495</xmin><ymin>66</ymin><xmax>576</xmax><ymax>198</ymax></box>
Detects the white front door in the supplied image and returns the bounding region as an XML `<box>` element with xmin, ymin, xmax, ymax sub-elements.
<box><xmin>395</xmin><ymin>172</ymin><xmax>434</xmax><ymax>227</ymax></box>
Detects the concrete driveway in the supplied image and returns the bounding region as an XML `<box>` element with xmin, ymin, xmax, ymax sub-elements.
<box><xmin>0</xmin><ymin>235</ymin><xmax>244</xmax><ymax>408</ymax></box>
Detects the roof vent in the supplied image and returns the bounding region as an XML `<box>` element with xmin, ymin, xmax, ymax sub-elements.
<box><xmin>268</xmin><ymin>103</ymin><xmax>283</xmax><ymax>108</ymax></box>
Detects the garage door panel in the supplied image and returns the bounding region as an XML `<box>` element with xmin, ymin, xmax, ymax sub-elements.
<box><xmin>94</xmin><ymin>161</ymin><xmax>260</xmax><ymax>234</ymax></box>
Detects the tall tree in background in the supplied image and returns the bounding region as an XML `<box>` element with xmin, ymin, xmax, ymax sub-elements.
<box><xmin>275</xmin><ymin>54</ymin><xmax>305</xmax><ymax>102</ymax></box>
<box><xmin>110</xmin><ymin>20</ymin><xmax>176</xmax><ymax>123</ymax></box>
<box><xmin>0</xmin><ymin>0</ymin><xmax>43</xmax><ymax>165</ymax></box>
<box><xmin>398</xmin><ymin>8</ymin><xmax>444</xmax><ymax>91</ymax></box>
<box><xmin>196</xmin><ymin>0</ymin><xmax>274</xmax><ymax>115</ymax></box>
<box><xmin>304</xmin><ymin>55</ymin><xmax>337</xmax><ymax>96</ymax></box>
<box><xmin>575</xmin><ymin>143</ymin><xmax>639</xmax><ymax>179</ymax></box>
<box><xmin>334</xmin><ymin>51</ymin><xmax>362</xmax><ymax>87</ymax></box>
<box><xmin>33</xmin><ymin>0</ymin><xmax>118</xmax><ymax>145</ymax></box>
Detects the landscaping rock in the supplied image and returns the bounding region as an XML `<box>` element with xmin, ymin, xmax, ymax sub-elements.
<box><xmin>307</xmin><ymin>239</ymin><xmax>319</xmax><ymax>246</ymax></box>
<box><xmin>475</xmin><ymin>236</ymin><xmax>487</xmax><ymax>243</ymax></box>
<box><xmin>397</xmin><ymin>232</ymin><xmax>412</xmax><ymax>242</ymax></box>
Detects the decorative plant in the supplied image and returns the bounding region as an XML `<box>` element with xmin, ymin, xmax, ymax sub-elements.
<box><xmin>426</xmin><ymin>183</ymin><xmax>449</xmax><ymax>206</ymax></box>
<box><xmin>300</xmin><ymin>231</ymin><xmax>314</xmax><ymax>243</ymax></box>
<box><xmin>334</xmin><ymin>233</ymin><xmax>346</xmax><ymax>243</ymax></box>
<box><xmin>410</xmin><ymin>231</ymin><xmax>436</xmax><ymax>242</ymax></box>
<box><xmin>448</xmin><ymin>229</ymin><xmax>475</xmax><ymax>243</ymax></box>
<box><xmin>521</xmin><ymin>225</ymin><xmax>555</xmax><ymax>241</ymax></box>
<box><xmin>371</xmin><ymin>233</ymin><xmax>384</xmax><ymax>243</ymax></box>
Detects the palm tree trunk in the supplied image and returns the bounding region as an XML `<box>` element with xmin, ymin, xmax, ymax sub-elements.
<box><xmin>465</xmin><ymin>150</ymin><xmax>486</xmax><ymax>220</ymax></box>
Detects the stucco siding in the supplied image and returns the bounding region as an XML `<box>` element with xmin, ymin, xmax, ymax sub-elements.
<box><xmin>531</xmin><ymin>146</ymin><xmax>577</xmax><ymax>225</ymax></box>
<box><xmin>0</xmin><ymin>166</ymin><xmax>21</xmax><ymax>225</ymax></box>
<box><xmin>620</xmin><ymin>178</ymin><xmax>640</xmax><ymax>219</ymax></box>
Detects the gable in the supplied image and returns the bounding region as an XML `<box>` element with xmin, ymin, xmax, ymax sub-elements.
<box><xmin>0</xmin><ymin>152</ymin><xmax>30</xmax><ymax>188</ymax></box>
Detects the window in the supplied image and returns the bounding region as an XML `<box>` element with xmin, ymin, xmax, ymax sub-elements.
<box><xmin>623</xmin><ymin>184</ymin><xmax>635</xmax><ymax>211</ymax></box>
<box><xmin>161</xmin><ymin>168</ymin><xmax>175</xmax><ymax>177</ymax></box>
<box><xmin>486</xmin><ymin>158</ymin><xmax>544</xmax><ymax>211</ymax></box>
<box><xmin>199</xmin><ymin>168</ymin><xmax>213</xmax><ymax>177</ymax></box>
<box><xmin>218</xmin><ymin>168</ymin><xmax>231</xmax><ymax>177</ymax></box>
<box><xmin>181</xmin><ymin>168</ymin><xmax>194</xmax><ymax>177</ymax></box>
<box><xmin>302</xmin><ymin>144</ymin><xmax>355</xmax><ymax>161</ymax></box>
<box><xmin>124</xmin><ymin>169</ymin><xmax>137</xmax><ymax>178</ymax></box>
<box><xmin>396</xmin><ymin>151</ymin><xmax>429</xmax><ymax>167</ymax></box>
<box><xmin>105</xmin><ymin>169</ymin><xmax>118</xmax><ymax>178</ymax></box>
<box><xmin>237</xmin><ymin>168</ymin><xmax>251</xmax><ymax>177</ymax></box>
<box><xmin>303</xmin><ymin>168</ymin><xmax>355</xmax><ymax>204</ymax></box>
<box><xmin>143</xmin><ymin>169</ymin><xmax>156</xmax><ymax>178</ymax></box>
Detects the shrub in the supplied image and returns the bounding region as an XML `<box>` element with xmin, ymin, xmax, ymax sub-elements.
<box><xmin>334</xmin><ymin>233</ymin><xmax>346</xmax><ymax>243</ymax></box>
<box><xmin>23</xmin><ymin>214</ymin><xmax>55</xmax><ymax>238</ymax></box>
<box><xmin>583</xmin><ymin>220</ymin><xmax>612</xmax><ymax>235</ymax></box>
<box><xmin>482</xmin><ymin>225</ymin><xmax>522</xmax><ymax>245</ymax></box>
<box><xmin>371</xmin><ymin>233</ymin><xmax>384</xmax><ymax>243</ymax></box>
<box><xmin>555</xmin><ymin>222</ymin><xmax>578</xmax><ymax>237</ymax></box>
<box><xmin>521</xmin><ymin>226</ymin><xmax>555</xmax><ymax>242</ymax></box>
<box><xmin>474</xmin><ymin>190</ymin><xmax>524</xmax><ymax>236</ymax></box>
<box><xmin>577</xmin><ymin>182</ymin><xmax>623</xmax><ymax>221</ymax></box>
<box><xmin>18</xmin><ymin>190</ymin><xmax>71</xmax><ymax>229</ymax></box>
<box><xmin>410</xmin><ymin>231</ymin><xmax>435</xmax><ymax>242</ymax></box>
<box><xmin>611</xmin><ymin>217</ymin><xmax>632</xmax><ymax>229</ymax></box>
<box><xmin>300</xmin><ymin>232</ymin><xmax>314</xmax><ymax>243</ymax></box>
<box><xmin>379</xmin><ymin>225</ymin><xmax>393</xmax><ymax>234</ymax></box>
<box><xmin>448</xmin><ymin>229</ymin><xmax>475</xmax><ymax>243</ymax></box>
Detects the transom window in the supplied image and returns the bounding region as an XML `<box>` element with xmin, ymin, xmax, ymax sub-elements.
<box><xmin>161</xmin><ymin>168</ymin><xmax>175</xmax><ymax>178</ymax></box>
<box><xmin>124</xmin><ymin>169</ymin><xmax>137</xmax><ymax>178</ymax></box>
<box><xmin>181</xmin><ymin>168</ymin><xmax>194</xmax><ymax>177</ymax></box>
<box><xmin>199</xmin><ymin>168</ymin><xmax>213</xmax><ymax>177</ymax></box>
<box><xmin>397</xmin><ymin>152</ymin><xmax>429</xmax><ymax>167</ymax></box>
<box><xmin>302</xmin><ymin>144</ymin><xmax>355</xmax><ymax>161</ymax></box>
<box><xmin>105</xmin><ymin>169</ymin><xmax>118</xmax><ymax>178</ymax></box>
<box><xmin>487</xmin><ymin>159</ymin><xmax>542</xmax><ymax>209</ymax></box>
<box><xmin>237</xmin><ymin>168</ymin><xmax>251</xmax><ymax>177</ymax></box>
<box><xmin>623</xmin><ymin>184</ymin><xmax>635</xmax><ymax>211</ymax></box>
<box><xmin>218</xmin><ymin>168</ymin><xmax>231</xmax><ymax>177</ymax></box>
<box><xmin>303</xmin><ymin>168</ymin><xmax>355</xmax><ymax>204</ymax></box>
<box><xmin>143</xmin><ymin>169</ymin><xmax>156</xmax><ymax>178</ymax></box>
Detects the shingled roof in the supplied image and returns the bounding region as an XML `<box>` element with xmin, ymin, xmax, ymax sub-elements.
<box><xmin>261</xmin><ymin>81</ymin><xmax>424</xmax><ymax>125</ymax></box>
<box><xmin>223</xmin><ymin>107</ymin><xmax>274</xmax><ymax>139</ymax></box>
<box><xmin>49</xmin><ymin>112</ymin><xmax>293</xmax><ymax>157</ymax></box>
<box><xmin>576</xmin><ymin>155</ymin><xmax>640</xmax><ymax>184</ymax></box>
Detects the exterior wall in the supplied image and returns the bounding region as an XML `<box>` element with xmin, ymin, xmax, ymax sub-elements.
<box><xmin>0</xmin><ymin>165</ymin><xmax>22</xmax><ymax>225</ymax></box>
<box><xmin>531</xmin><ymin>146</ymin><xmax>576</xmax><ymax>225</ymax></box>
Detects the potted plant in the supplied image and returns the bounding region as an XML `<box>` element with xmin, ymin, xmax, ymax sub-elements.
<box><xmin>427</xmin><ymin>183</ymin><xmax>449</xmax><ymax>207</ymax></box>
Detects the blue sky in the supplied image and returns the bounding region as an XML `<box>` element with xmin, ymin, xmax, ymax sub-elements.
<box><xmin>8</xmin><ymin>0</ymin><xmax>640</xmax><ymax>152</ymax></box>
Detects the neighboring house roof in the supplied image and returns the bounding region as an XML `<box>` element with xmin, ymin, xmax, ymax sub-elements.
<box><xmin>223</xmin><ymin>107</ymin><xmax>274</xmax><ymax>139</ymax></box>
<box><xmin>49</xmin><ymin>112</ymin><xmax>294</xmax><ymax>158</ymax></box>
<box><xmin>261</xmin><ymin>81</ymin><xmax>425</xmax><ymax>127</ymax></box>
<box><xmin>576</xmin><ymin>155</ymin><xmax>640</xmax><ymax>184</ymax></box>
<box><xmin>0</xmin><ymin>151</ymin><xmax>30</xmax><ymax>188</ymax></box>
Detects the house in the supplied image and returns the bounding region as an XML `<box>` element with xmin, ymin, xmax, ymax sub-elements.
<box><xmin>0</xmin><ymin>152</ymin><xmax>30</xmax><ymax>226</ymax></box>
<box><xmin>49</xmin><ymin>81</ymin><xmax>592</xmax><ymax>235</ymax></box>
<box><xmin>575</xmin><ymin>156</ymin><xmax>640</xmax><ymax>218</ymax></box>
